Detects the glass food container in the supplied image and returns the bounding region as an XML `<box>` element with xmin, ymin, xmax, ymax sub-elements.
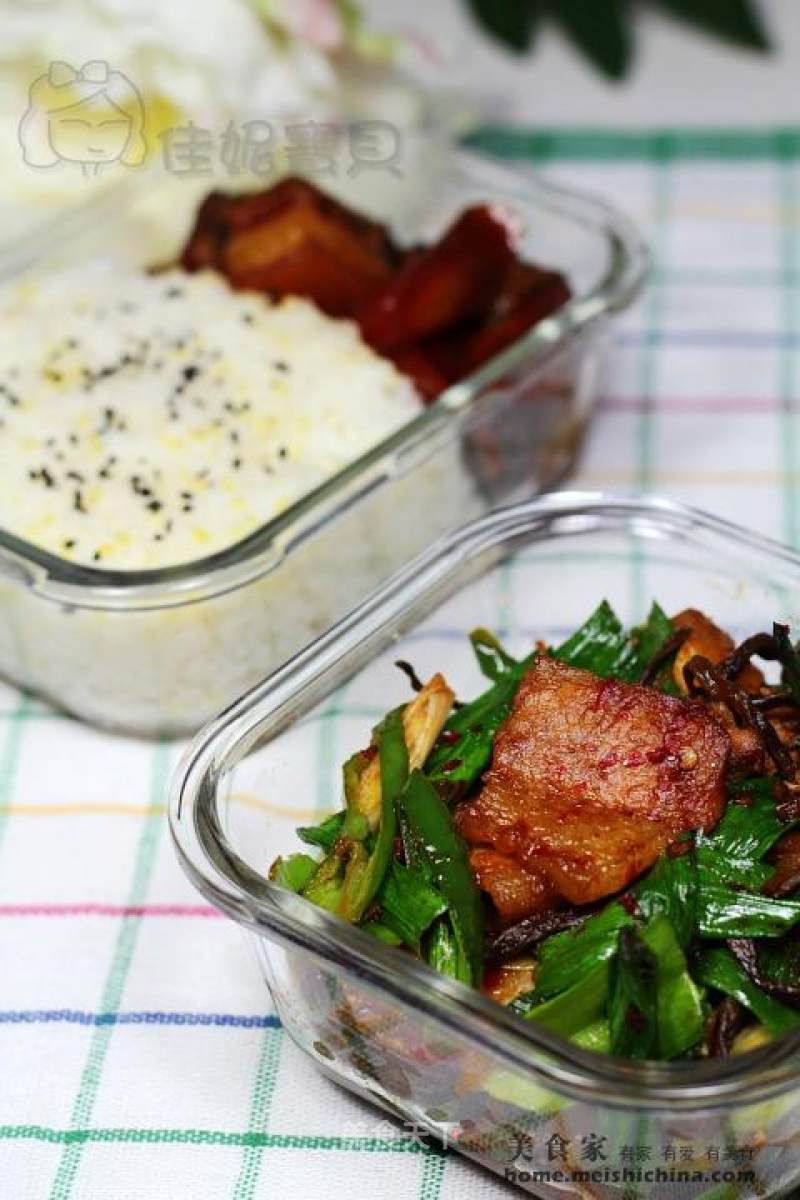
<box><xmin>0</xmin><ymin>153</ymin><xmax>646</xmax><ymax>737</ymax></box>
<box><xmin>171</xmin><ymin>493</ymin><xmax>800</xmax><ymax>1200</ymax></box>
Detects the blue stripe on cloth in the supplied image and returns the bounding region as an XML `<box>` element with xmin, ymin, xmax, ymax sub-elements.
<box><xmin>0</xmin><ymin>1010</ymin><xmax>281</xmax><ymax>1028</ymax></box>
<box><xmin>615</xmin><ymin>330</ymin><xmax>800</xmax><ymax>349</ymax></box>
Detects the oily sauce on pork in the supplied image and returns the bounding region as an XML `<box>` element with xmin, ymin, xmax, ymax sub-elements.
<box><xmin>456</xmin><ymin>656</ymin><xmax>729</xmax><ymax>917</ymax></box>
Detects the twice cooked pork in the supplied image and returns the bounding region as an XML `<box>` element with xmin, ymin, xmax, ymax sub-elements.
<box><xmin>456</xmin><ymin>656</ymin><xmax>729</xmax><ymax>919</ymax></box>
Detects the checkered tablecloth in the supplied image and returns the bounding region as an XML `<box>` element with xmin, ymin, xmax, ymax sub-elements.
<box><xmin>2</xmin><ymin>128</ymin><xmax>799</xmax><ymax>1199</ymax></box>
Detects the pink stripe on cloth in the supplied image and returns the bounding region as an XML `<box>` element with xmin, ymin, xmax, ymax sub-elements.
<box><xmin>0</xmin><ymin>903</ymin><xmax>221</xmax><ymax>918</ymax></box>
<box><xmin>599</xmin><ymin>394</ymin><xmax>776</xmax><ymax>412</ymax></box>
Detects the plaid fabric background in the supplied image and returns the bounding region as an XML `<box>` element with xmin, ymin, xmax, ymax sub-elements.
<box><xmin>1</xmin><ymin>129</ymin><xmax>798</xmax><ymax>1198</ymax></box>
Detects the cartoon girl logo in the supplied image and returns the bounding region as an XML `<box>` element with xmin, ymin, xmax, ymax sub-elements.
<box><xmin>18</xmin><ymin>60</ymin><xmax>147</xmax><ymax>174</ymax></box>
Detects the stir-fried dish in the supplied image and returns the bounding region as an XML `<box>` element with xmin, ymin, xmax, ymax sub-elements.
<box><xmin>270</xmin><ymin>602</ymin><xmax>800</xmax><ymax>1062</ymax></box>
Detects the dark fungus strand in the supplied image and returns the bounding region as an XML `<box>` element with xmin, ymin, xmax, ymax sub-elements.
<box><xmin>728</xmin><ymin>938</ymin><xmax>800</xmax><ymax>1008</ymax></box>
<box><xmin>683</xmin><ymin>655</ymin><xmax>795</xmax><ymax>780</ymax></box>
<box><xmin>751</xmin><ymin>691</ymin><xmax>798</xmax><ymax>711</ymax></box>
<box><xmin>638</xmin><ymin>627</ymin><xmax>691</xmax><ymax>687</ymax></box>
<box><xmin>706</xmin><ymin>996</ymin><xmax>747</xmax><ymax>1057</ymax></box>
<box><xmin>485</xmin><ymin>907</ymin><xmax>591</xmax><ymax>966</ymax></box>
<box><xmin>395</xmin><ymin>660</ymin><xmax>425</xmax><ymax>693</ymax></box>
<box><xmin>718</xmin><ymin>631</ymin><xmax>782</xmax><ymax>680</ymax></box>
<box><xmin>73</xmin><ymin>488</ymin><xmax>86</xmax><ymax>514</ymax></box>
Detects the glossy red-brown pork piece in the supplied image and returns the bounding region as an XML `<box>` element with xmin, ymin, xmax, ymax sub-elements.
<box><xmin>357</xmin><ymin>206</ymin><xmax>515</xmax><ymax>351</ymax></box>
<box><xmin>456</xmin><ymin>656</ymin><xmax>729</xmax><ymax>919</ymax></box>
<box><xmin>180</xmin><ymin>178</ymin><xmax>397</xmax><ymax>317</ymax></box>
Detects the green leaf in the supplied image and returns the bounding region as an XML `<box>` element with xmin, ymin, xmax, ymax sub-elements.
<box><xmin>297</xmin><ymin>811</ymin><xmax>345</xmax><ymax>851</ymax></box>
<box><xmin>545</xmin><ymin>0</ymin><xmax>633</xmax><ymax>80</ymax></box>
<box><xmin>269</xmin><ymin>852</ymin><xmax>319</xmax><ymax>894</ymax></box>
<box><xmin>534</xmin><ymin>902</ymin><xmax>633</xmax><ymax>999</ymax></box>
<box><xmin>554</xmin><ymin>599</ymin><xmax>675</xmax><ymax>684</ymax></box>
<box><xmin>631</xmin><ymin>601</ymin><xmax>674</xmax><ymax>662</ymax></box>
<box><xmin>757</xmin><ymin>936</ymin><xmax>800</xmax><ymax>989</ymax></box>
<box><xmin>693</xmin><ymin>779</ymin><xmax>800</xmax><ymax>937</ymax></box>
<box><xmin>399</xmin><ymin>771</ymin><xmax>485</xmax><ymax>984</ymax></box>
<box><xmin>695</xmin><ymin>947</ymin><xmax>800</xmax><ymax>1036</ymax></box>
<box><xmin>377</xmin><ymin>862</ymin><xmax>447</xmax><ymax>951</ymax></box>
<box><xmin>425</xmin><ymin>652</ymin><xmax>535</xmax><ymax>794</ymax></box>
<box><xmin>425</xmin><ymin>914</ymin><xmax>472</xmax><ymax>983</ymax></box>
<box><xmin>609</xmin><ymin>926</ymin><xmax>659</xmax><ymax>1059</ymax></box>
<box><xmin>624</xmin><ymin>601</ymin><xmax>680</xmax><ymax>691</ymax></box>
<box><xmin>363</xmin><ymin>921</ymin><xmax>403</xmax><ymax>947</ymax></box>
<box><xmin>338</xmin><ymin>705</ymin><xmax>407</xmax><ymax>921</ymax></box>
<box><xmin>641</xmin><ymin>916</ymin><xmax>704</xmax><ymax>1059</ymax></box>
<box><xmin>654</xmin><ymin>0</ymin><xmax>770</xmax><ymax>52</ymax></box>
<box><xmin>698</xmin><ymin>779</ymin><xmax>791</xmax><ymax>880</ymax></box>
<box><xmin>697</xmin><ymin>885</ymin><xmax>800</xmax><ymax>939</ymax></box>
<box><xmin>525</xmin><ymin>961</ymin><xmax>610</xmax><ymax>1036</ymax></box>
<box><xmin>526</xmin><ymin>912</ymin><xmax>704</xmax><ymax>1058</ymax></box>
<box><xmin>469</xmin><ymin>627</ymin><xmax>518</xmax><ymax>681</ymax></box>
<box><xmin>571</xmin><ymin>1020</ymin><xmax>611</xmax><ymax>1054</ymax></box>
<box><xmin>554</xmin><ymin>599</ymin><xmax>631</xmax><ymax>676</ymax></box>
<box><xmin>634</xmin><ymin>851</ymin><xmax>698</xmax><ymax>949</ymax></box>
<box><xmin>466</xmin><ymin>0</ymin><xmax>541</xmax><ymax>52</ymax></box>
<box><xmin>302</xmin><ymin>849</ymin><xmax>347</xmax><ymax>912</ymax></box>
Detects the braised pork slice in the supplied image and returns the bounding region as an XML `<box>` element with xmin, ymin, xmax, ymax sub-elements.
<box><xmin>468</xmin><ymin>847</ymin><xmax>559</xmax><ymax>924</ymax></box>
<box><xmin>455</xmin><ymin>656</ymin><xmax>729</xmax><ymax>914</ymax></box>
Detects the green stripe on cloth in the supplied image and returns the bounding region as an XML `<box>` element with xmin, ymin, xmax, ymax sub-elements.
<box><xmin>0</xmin><ymin>693</ymin><xmax>31</xmax><ymax>856</ymax></box>
<box><xmin>231</xmin><ymin>1024</ymin><xmax>284</xmax><ymax>1200</ymax></box>
<box><xmin>467</xmin><ymin>126</ymin><xmax>800</xmax><ymax>162</ymax></box>
<box><xmin>778</xmin><ymin>146</ymin><xmax>800</xmax><ymax>548</ymax></box>
<box><xmin>630</xmin><ymin>153</ymin><xmax>672</xmax><ymax>614</ymax></box>
<box><xmin>419</xmin><ymin>1148</ymin><xmax>446</xmax><ymax>1200</ymax></box>
<box><xmin>3</xmin><ymin>1126</ymin><xmax>432</xmax><ymax>1151</ymax></box>
<box><xmin>48</xmin><ymin>742</ymin><xmax>172</xmax><ymax>1200</ymax></box>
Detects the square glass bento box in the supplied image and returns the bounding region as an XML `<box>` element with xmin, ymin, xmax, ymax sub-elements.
<box><xmin>0</xmin><ymin>152</ymin><xmax>646</xmax><ymax>737</ymax></box>
<box><xmin>171</xmin><ymin>493</ymin><xmax>800</xmax><ymax>1200</ymax></box>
